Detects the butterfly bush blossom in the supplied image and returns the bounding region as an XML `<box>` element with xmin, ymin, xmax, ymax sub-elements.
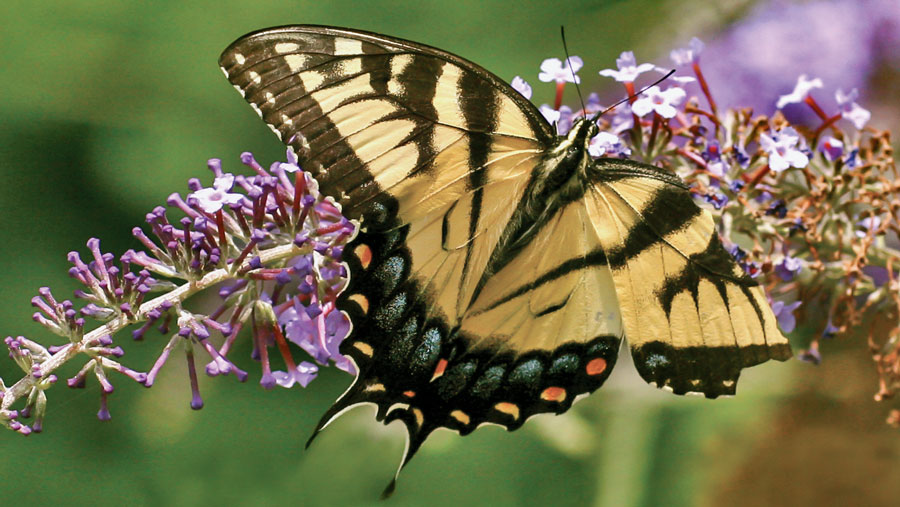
<box><xmin>3</xmin><ymin>37</ymin><xmax>898</xmax><ymax>434</ymax></box>
<box><xmin>515</xmin><ymin>38</ymin><xmax>899</xmax><ymax>426</ymax></box>
<box><xmin>2</xmin><ymin>150</ymin><xmax>356</xmax><ymax>433</ymax></box>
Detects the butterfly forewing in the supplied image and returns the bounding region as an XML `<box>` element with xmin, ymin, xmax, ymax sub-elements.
<box><xmin>219</xmin><ymin>26</ymin><xmax>553</xmax><ymax>220</ymax></box>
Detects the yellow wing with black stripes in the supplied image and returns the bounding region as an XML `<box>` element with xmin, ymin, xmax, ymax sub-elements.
<box><xmin>586</xmin><ymin>159</ymin><xmax>791</xmax><ymax>396</ymax></box>
<box><xmin>219</xmin><ymin>25</ymin><xmax>792</xmax><ymax>496</ymax></box>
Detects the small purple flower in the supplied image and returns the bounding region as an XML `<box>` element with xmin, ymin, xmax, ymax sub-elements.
<box><xmin>835</xmin><ymin>88</ymin><xmax>871</xmax><ymax>129</ymax></box>
<box><xmin>190</xmin><ymin>174</ymin><xmax>244</xmax><ymax>213</ymax></box>
<box><xmin>272</xmin><ymin>361</ymin><xmax>318</xmax><ymax>388</ymax></box>
<box><xmin>754</xmin><ymin>184</ymin><xmax>774</xmax><ymax>203</ymax></box>
<box><xmin>742</xmin><ymin>261</ymin><xmax>762</xmax><ymax>278</ymax></box>
<box><xmin>856</xmin><ymin>216</ymin><xmax>882</xmax><ymax>238</ymax></box>
<box><xmin>775</xmin><ymin>255</ymin><xmax>803</xmax><ymax>281</ymax></box>
<box><xmin>822</xmin><ymin>321</ymin><xmax>839</xmax><ymax>339</ymax></box>
<box><xmin>771</xmin><ymin>299</ymin><xmax>802</xmax><ymax>333</ymax></box>
<box><xmin>556</xmin><ymin>105</ymin><xmax>574</xmax><ymax>134</ymax></box>
<box><xmin>539</xmin><ymin>56</ymin><xmax>583</xmax><ymax>84</ymax></box>
<box><xmin>733</xmin><ymin>144</ymin><xmax>751</xmax><ymax>168</ymax></box>
<box><xmin>701</xmin><ymin>192</ymin><xmax>729</xmax><ymax>210</ymax></box>
<box><xmin>631</xmin><ymin>86</ymin><xmax>686</xmax><ymax>119</ymax></box>
<box><xmin>844</xmin><ymin>148</ymin><xmax>860</xmax><ymax>169</ymax></box>
<box><xmin>599</xmin><ymin>51</ymin><xmax>655</xmax><ymax>83</ymax></box>
<box><xmin>765</xmin><ymin>199</ymin><xmax>788</xmax><ymax>219</ymax></box>
<box><xmin>670</xmin><ymin>37</ymin><xmax>705</xmax><ymax>66</ymax></box>
<box><xmin>760</xmin><ymin>127</ymin><xmax>809</xmax><ymax>171</ymax></box>
<box><xmin>588</xmin><ymin>131</ymin><xmax>623</xmax><ymax>158</ymax></box>
<box><xmin>610</xmin><ymin>105</ymin><xmax>635</xmax><ymax>133</ymax></box>
<box><xmin>540</xmin><ymin>105</ymin><xmax>574</xmax><ymax>134</ymax></box>
<box><xmin>703</xmin><ymin>141</ymin><xmax>722</xmax><ymax>163</ymax></box>
<box><xmin>776</xmin><ymin>74</ymin><xmax>823</xmax><ymax>109</ymax></box>
<box><xmin>798</xmin><ymin>344</ymin><xmax>821</xmax><ymax>365</ymax></box>
<box><xmin>511</xmin><ymin>76</ymin><xmax>532</xmax><ymax>99</ymax></box>
<box><xmin>728</xmin><ymin>244</ymin><xmax>748</xmax><ymax>262</ymax></box>
<box><xmin>819</xmin><ymin>136</ymin><xmax>844</xmax><ymax>161</ymax></box>
<box><xmin>584</xmin><ymin>93</ymin><xmax>603</xmax><ymax>115</ymax></box>
<box><xmin>863</xmin><ymin>265</ymin><xmax>891</xmax><ymax>287</ymax></box>
<box><xmin>280</xmin><ymin>301</ymin><xmax>352</xmax><ymax>373</ymax></box>
<box><xmin>539</xmin><ymin>105</ymin><xmax>561</xmax><ymax>125</ymax></box>
<box><xmin>707</xmin><ymin>161</ymin><xmax>727</xmax><ymax>180</ymax></box>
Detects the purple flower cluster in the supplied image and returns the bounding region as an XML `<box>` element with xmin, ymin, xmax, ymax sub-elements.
<box><xmin>2</xmin><ymin>149</ymin><xmax>357</xmax><ymax>432</ymax></box>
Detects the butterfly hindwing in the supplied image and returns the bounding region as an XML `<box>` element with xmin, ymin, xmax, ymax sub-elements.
<box><xmin>331</xmin><ymin>216</ymin><xmax>621</xmax><ymax>476</ymax></box>
<box><xmin>587</xmin><ymin>158</ymin><xmax>791</xmax><ymax>397</ymax></box>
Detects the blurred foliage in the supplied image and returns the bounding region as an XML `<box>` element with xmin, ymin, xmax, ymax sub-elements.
<box><xmin>2</xmin><ymin>1</ymin><xmax>900</xmax><ymax>506</ymax></box>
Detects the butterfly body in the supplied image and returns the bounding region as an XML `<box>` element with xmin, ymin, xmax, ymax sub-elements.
<box><xmin>219</xmin><ymin>25</ymin><xmax>792</xmax><ymax>490</ymax></box>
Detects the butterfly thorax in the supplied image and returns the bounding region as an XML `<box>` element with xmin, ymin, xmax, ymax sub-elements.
<box><xmin>474</xmin><ymin>119</ymin><xmax>597</xmax><ymax>297</ymax></box>
<box><xmin>531</xmin><ymin>118</ymin><xmax>598</xmax><ymax>207</ymax></box>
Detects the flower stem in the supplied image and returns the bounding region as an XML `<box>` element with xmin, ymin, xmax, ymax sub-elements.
<box><xmin>0</xmin><ymin>242</ymin><xmax>306</xmax><ymax>411</ymax></box>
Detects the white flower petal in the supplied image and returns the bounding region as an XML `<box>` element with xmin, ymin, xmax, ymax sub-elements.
<box><xmin>844</xmin><ymin>103</ymin><xmax>871</xmax><ymax>129</ymax></box>
<box><xmin>565</xmin><ymin>56</ymin><xmax>583</xmax><ymax>73</ymax></box>
<box><xmin>835</xmin><ymin>87</ymin><xmax>859</xmax><ymax>105</ymax></box>
<box><xmin>785</xmin><ymin>150</ymin><xmax>809</xmax><ymax>168</ymax></box>
<box><xmin>598</xmin><ymin>68</ymin><xmax>622</xmax><ymax>79</ymax></box>
<box><xmin>654</xmin><ymin>103</ymin><xmax>678</xmax><ymax>118</ymax></box>
<box><xmin>540</xmin><ymin>58</ymin><xmax>563</xmax><ymax>73</ymax></box>
<box><xmin>768</xmin><ymin>153</ymin><xmax>789</xmax><ymax>172</ymax></box>
<box><xmin>213</xmin><ymin>174</ymin><xmax>235</xmax><ymax>191</ymax></box>
<box><xmin>631</xmin><ymin>98</ymin><xmax>654</xmax><ymax>117</ymax></box>
<box><xmin>776</xmin><ymin>74</ymin><xmax>824</xmax><ymax>109</ymax></box>
<box><xmin>661</xmin><ymin>87</ymin><xmax>686</xmax><ymax>104</ymax></box>
<box><xmin>635</xmin><ymin>63</ymin><xmax>656</xmax><ymax>74</ymax></box>
<box><xmin>539</xmin><ymin>105</ymin><xmax>561</xmax><ymax>124</ymax></box>
<box><xmin>688</xmin><ymin>37</ymin><xmax>704</xmax><ymax>55</ymax></box>
<box><xmin>511</xmin><ymin>76</ymin><xmax>532</xmax><ymax>99</ymax></box>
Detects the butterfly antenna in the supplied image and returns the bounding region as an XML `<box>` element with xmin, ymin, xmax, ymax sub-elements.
<box><xmin>560</xmin><ymin>26</ymin><xmax>586</xmax><ymax>115</ymax></box>
<box><xmin>589</xmin><ymin>68</ymin><xmax>675</xmax><ymax>123</ymax></box>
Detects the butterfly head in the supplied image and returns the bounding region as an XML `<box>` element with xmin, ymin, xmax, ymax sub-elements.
<box><xmin>555</xmin><ymin>117</ymin><xmax>599</xmax><ymax>172</ymax></box>
<box><xmin>567</xmin><ymin>117</ymin><xmax>600</xmax><ymax>146</ymax></box>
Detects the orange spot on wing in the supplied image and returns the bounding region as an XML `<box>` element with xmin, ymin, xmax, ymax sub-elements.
<box><xmin>494</xmin><ymin>402</ymin><xmax>520</xmax><ymax>420</ymax></box>
<box><xmin>348</xmin><ymin>293</ymin><xmax>369</xmax><ymax>313</ymax></box>
<box><xmin>352</xmin><ymin>341</ymin><xmax>374</xmax><ymax>357</ymax></box>
<box><xmin>402</xmin><ymin>390</ymin><xmax>416</xmax><ymax>398</ymax></box>
<box><xmin>450</xmin><ymin>410</ymin><xmax>470</xmax><ymax>425</ymax></box>
<box><xmin>540</xmin><ymin>386</ymin><xmax>567</xmax><ymax>402</ymax></box>
<box><xmin>364</xmin><ymin>382</ymin><xmax>385</xmax><ymax>392</ymax></box>
<box><xmin>412</xmin><ymin>408</ymin><xmax>424</xmax><ymax>427</ymax></box>
<box><xmin>586</xmin><ymin>357</ymin><xmax>607</xmax><ymax>376</ymax></box>
<box><xmin>431</xmin><ymin>358</ymin><xmax>448</xmax><ymax>380</ymax></box>
<box><xmin>354</xmin><ymin>244</ymin><xmax>373</xmax><ymax>269</ymax></box>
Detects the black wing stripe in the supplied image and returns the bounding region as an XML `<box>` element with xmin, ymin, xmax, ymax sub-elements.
<box><xmin>472</xmin><ymin>248</ymin><xmax>609</xmax><ymax>315</ymax></box>
<box><xmin>458</xmin><ymin>69</ymin><xmax>500</xmax><ymax>313</ymax></box>
<box><xmin>605</xmin><ymin>185</ymin><xmax>703</xmax><ymax>269</ymax></box>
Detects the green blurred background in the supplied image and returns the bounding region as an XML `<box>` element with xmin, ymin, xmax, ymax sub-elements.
<box><xmin>2</xmin><ymin>1</ymin><xmax>899</xmax><ymax>505</ymax></box>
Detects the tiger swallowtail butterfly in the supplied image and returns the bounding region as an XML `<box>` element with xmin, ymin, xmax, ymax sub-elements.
<box><xmin>218</xmin><ymin>25</ymin><xmax>792</xmax><ymax>496</ymax></box>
